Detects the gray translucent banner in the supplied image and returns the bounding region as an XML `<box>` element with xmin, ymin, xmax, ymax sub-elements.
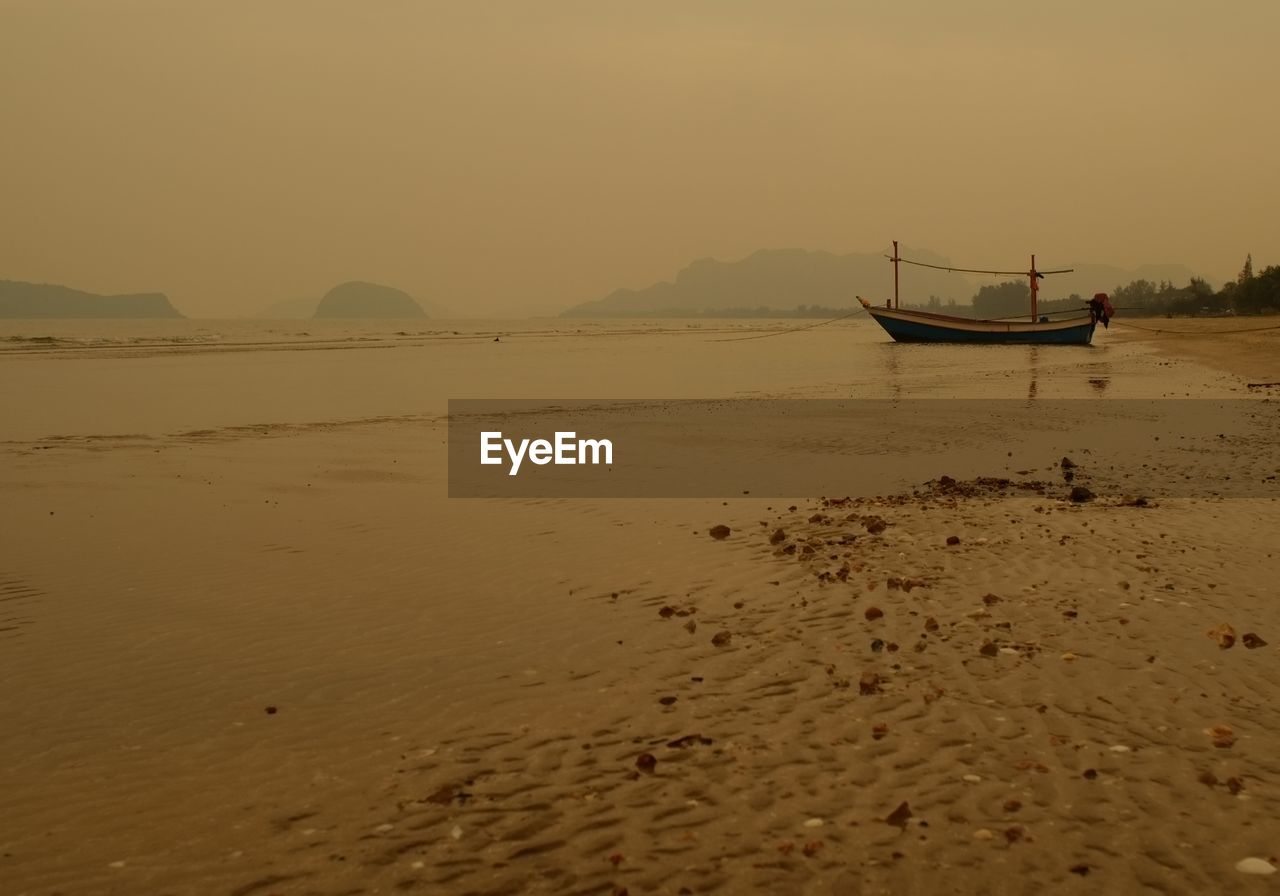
<box><xmin>448</xmin><ymin>399</ymin><xmax>1278</xmax><ymax>499</ymax></box>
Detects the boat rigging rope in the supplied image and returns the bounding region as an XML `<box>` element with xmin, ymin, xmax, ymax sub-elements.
<box><xmin>712</xmin><ymin>307</ymin><xmax>865</xmax><ymax>341</ymax></box>
<box><xmin>886</xmin><ymin>255</ymin><xmax>1073</xmax><ymax>277</ymax></box>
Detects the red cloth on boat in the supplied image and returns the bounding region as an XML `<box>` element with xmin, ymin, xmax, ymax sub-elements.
<box><xmin>1089</xmin><ymin>293</ymin><xmax>1114</xmax><ymax>328</ymax></box>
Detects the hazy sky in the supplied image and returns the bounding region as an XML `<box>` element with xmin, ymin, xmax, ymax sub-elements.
<box><xmin>3</xmin><ymin>1</ymin><xmax>1277</xmax><ymax>317</ymax></box>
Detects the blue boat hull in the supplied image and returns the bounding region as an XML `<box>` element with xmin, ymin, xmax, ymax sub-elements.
<box><xmin>861</xmin><ymin>301</ymin><xmax>1097</xmax><ymax>345</ymax></box>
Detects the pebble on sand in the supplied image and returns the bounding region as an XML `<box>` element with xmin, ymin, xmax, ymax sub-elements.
<box><xmin>803</xmin><ymin>817</ymin><xmax>824</xmax><ymax>828</ymax></box>
<box><xmin>709</xmin><ymin>525</ymin><xmax>731</xmax><ymax>540</ymax></box>
<box><xmin>885</xmin><ymin>801</ymin><xmax>912</xmax><ymax>827</ymax></box>
<box><xmin>425</xmin><ymin>785</ymin><xmax>456</xmax><ymax>805</ymax></box>
<box><xmin>1207</xmin><ymin>623</ymin><xmax>1237</xmax><ymax>649</ymax></box>
<box><xmin>1208</xmin><ymin>725</ymin><xmax>1236</xmax><ymax>749</ymax></box>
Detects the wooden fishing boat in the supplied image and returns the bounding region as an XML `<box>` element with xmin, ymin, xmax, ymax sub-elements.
<box><xmin>858</xmin><ymin>299</ymin><xmax>1098</xmax><ymax>345</ymax></box>
<box><xmin>859</xmin><ymin>242</ymin><xmax>1109</xmax><ymax>345</ymax></box>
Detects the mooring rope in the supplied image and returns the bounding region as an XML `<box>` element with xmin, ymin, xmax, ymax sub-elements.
<box><xmin>1112</xmin><ymin>319</ymin><xmax>1280</xmax><ymax>335</ymax></box>
<box><xmin>711</xmin><ymin>307</ymin><xmax>865</xmax><ymax>342</ymax></box>
<box><xmin>706</xmin><ymin>298</ymin><xmax>1280</xmax><ymax>343</ymax></box>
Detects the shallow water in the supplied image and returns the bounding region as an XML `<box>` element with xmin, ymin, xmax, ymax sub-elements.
<box><xmin>0</xmin><ymin>317</ymin><xmax>1242</xmax><ymax>443</ymax></box>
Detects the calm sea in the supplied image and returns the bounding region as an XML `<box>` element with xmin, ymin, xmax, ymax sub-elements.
<box><xmin>0</xmin><ymin>317</ymin><xmax>1235</xmax><ymax>443</ymax></box>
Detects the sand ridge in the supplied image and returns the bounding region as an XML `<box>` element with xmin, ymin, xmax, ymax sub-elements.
<box><xmin>116</xmin><ymin>483</ymin><xmax>1277</xmax><ymax>896</ymax></box>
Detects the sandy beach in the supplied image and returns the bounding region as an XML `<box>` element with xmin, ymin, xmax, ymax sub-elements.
<box><xmin>1</xmin><ymin>318</ymin><xmax>1278</xmax><ymax>895</ymax></box>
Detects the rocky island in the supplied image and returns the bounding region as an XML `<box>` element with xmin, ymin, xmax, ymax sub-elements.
<box><xmin>0</xmin><ymin>280</ymin><xmax>184</xmax><ymax>318</ymax></box>
<box><xmin>312</xmin><ymin>281</ymin><xmax>427</xmax><ymax>319</ymax></box>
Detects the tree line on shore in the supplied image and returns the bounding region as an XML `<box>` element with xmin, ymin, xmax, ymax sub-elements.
<box><xmin>913</xmin><ymin>254</ymin><xmax>1279</xmax><ymax>319</ymax></box>
<box><xmin>559</xmin><ymin>251</ymin><xmax>1279</xmax><ymax>319</ymax></box>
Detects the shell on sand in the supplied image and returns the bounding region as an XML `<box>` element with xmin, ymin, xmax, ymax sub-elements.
<box><xmin>1235</xmin><ymin>858</ymin><xmax>1276</xmax><ymax>875</ymax></box>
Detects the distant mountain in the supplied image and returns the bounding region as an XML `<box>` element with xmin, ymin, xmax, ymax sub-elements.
<box><xmin>0</xmin><ymin>280</ymin><xmax>183</xmax><ymax>319</ymax></box>
<box><xmin>260</xmin><ymin>289</ymin><xmax>451</xmax><ymax>319</ymax></box>
<box><xmin>312</xmin><ymin>281</ymin><xmax>427</xmax><ymax>319</ymax></box>
<box><xmin>561</xmin><ymin>248</ymin><xmax>977</xmax><ymax>317</ymax></box>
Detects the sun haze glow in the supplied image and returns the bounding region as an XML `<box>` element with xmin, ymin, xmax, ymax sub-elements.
<box><xmin>2</xmin><ymin>1</ymin><xmax>1277</xmax><ymax>316</ymax></box>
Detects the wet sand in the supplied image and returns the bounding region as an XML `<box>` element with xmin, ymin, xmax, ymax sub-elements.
<box><xmin>1</xmin><ymin>319</ymin><xmax>1278</xmax><ymax>894</ymax></box>
<box><xmin>1110</xmin><ymin>316</ymin><xmax>1280</xmax><ymax>383</ymax></box>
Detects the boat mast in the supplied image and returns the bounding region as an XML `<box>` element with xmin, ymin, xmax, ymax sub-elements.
<box><xmin>888</xmin><ymin>245</ymin><xmax>1071</xmax><ymax>322</ymax></box>
<box><xmin>1029</xmin><ymin>254</ymin><xmax>1038</xmax><ymax>322</ymax></box>
<box><xmin>892</xmin><ymin>240</ymin><xmax>900</xmax><ymax>309</ymax></box>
